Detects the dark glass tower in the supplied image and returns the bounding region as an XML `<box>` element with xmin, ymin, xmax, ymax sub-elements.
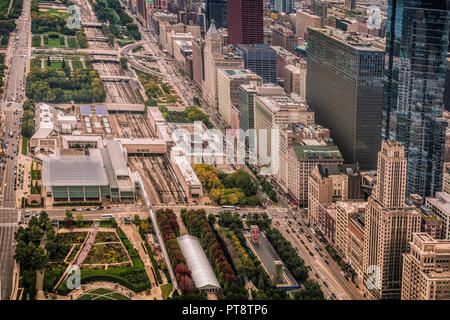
<box><xmin>205</xmin><ymin>0</ymin><xmax>227</xmax><ymax>30</ymax></box>
<box><xmin>227</xmin><ymin>0</ymin><xmax>264</xmax><ymax>46</ymax></box>
<box><xmin>382</xmin><ymin>0</ymin><xmax>450</xmax><ymax>198</ymax></box>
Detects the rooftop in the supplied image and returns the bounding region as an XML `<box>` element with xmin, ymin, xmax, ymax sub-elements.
<box><xmin>177</xmin><ymin>235</ymin><xmax>220</xmax><ymax>290</ymax></box>
<box><xmin>310</xmin><ymin>27</ymin><xmax>384</xmax><ymax>52</ymax></box>
<box><xmin>292</xmin><ymin>144</ymin><xmax>342</xmax><ymax>161</ymax></box>
<box><xmin>42</xmin><ymin>149</ymin><xmax>109</xmax><ymax>187</ymax></box>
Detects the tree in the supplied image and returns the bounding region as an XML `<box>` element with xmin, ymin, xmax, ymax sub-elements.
<box><xmin>119</xmin><ymin>57</ymin><xmax>128</xmax><ymax>70</ymax></box>
<box><xmin>133</xmin><ymin>214</ymin><xmax>141</xmax><ymax>226</ymax></box>
<box><xmin>293</xmin><ymin>279</ymin><xmax>324</xmax><ymax>300</ymax></box>
<box><xmin>76</xmin><ymin>212</ymin><xmax>83</xmax><ymax>227</ymax></box>
<box><xmin>207</xmin><ymin>213</ymin><xmax>216</xmax><ymax>226</ymax></box>
<box><xmin>64</xmin><ymin>209</ymin><xmax>73</xmax><ymax>228</ymax></box>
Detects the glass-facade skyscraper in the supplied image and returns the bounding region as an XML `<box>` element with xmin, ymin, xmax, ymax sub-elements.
<box><xmin>205</xmin><ymin>0</ymin><xmax>227</xmax><ymax>30</ymax></box>
<box><xmin>382</xmin><ymin>0</ymin><xmax>450</xmax><ymax>198</ymax></box>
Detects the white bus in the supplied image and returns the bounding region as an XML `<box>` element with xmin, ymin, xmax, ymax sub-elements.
<box><xmin>222</xmin><ymin>205</ymin><xmax>235</xmax><ymax>210</ymax></box>
<box><xmin>101</xmin><ymin>214</ymin><xmax>114</xmax><ymax>219</ymax></box>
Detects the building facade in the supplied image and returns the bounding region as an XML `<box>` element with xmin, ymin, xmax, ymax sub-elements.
<box><xmin>307</xmin><ymin>28</ymin><xmax>384</xmax><ymax>170</ymax></box>
<box><xmin>401</xmin><ymin>233</ymin><xmax>450</xmax><ymax>300</ymax></box>
<box><xmin>237</xmin><ymin>44</ymin><xmax>277</xmax><ymax>84</ymax></box>
<box><xmin>382</xmin><ymin>0</ymin><xmax>450</xmax><ymax>198</ymax></box>
<box><xmin>426</xmin><ymin>192</ymin><xmax>450</xmax><ymax>240</ymax></box>
<box><xmin>363</xmin><ymin>140</ymin><xmax>421</xmax><ymax>300</ymax></box>
<box><xmin>227</xmin><ymin>0</ymin><xmax>264</xmax><ymax>46</ymax></box>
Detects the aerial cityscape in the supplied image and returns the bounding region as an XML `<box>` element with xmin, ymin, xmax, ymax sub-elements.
<box><xmin>0</xmin><ymin>0</ymin><xmax>449</xmax><ymax>304</ymax></box>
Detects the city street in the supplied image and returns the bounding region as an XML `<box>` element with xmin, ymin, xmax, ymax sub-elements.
<box><xmin>0</xmin><ymin>0</ymin><xmax>31</xmax><ymax>300</ymax></box>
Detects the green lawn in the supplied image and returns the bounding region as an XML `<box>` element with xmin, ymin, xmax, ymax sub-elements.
<box><xmin>30</xmin><ymin>58</ymin><xmax>42</xmax><ymax>70</ymax></box>
<box><xmin>67</xmin><ymin>37</ymin><xmax>78</xmax><ymax>49</ymax></box>
<box><xmin>32</xmin><ymin>35</ymin><xmax>41</xmax><ymax>47</ymax></box>
<box><xmin>50</xmin><ymin>60</ymin><xmax>62</xmax><ymax>70</ymax></box>
<box><xmin>47</xmin><ymin>36</ymin><xmax>64</xmax><ymax>49</ymax></box>
<box><xmin>71</xmin><ymin>60</ymin><xmax>83</xmax><ymax>70</ymax></box>
<box><xmin>160</xmin><ymin>283</ymin><xmax>172</xmax><ymax>300</ymax></box>
<box><xmin>0</xmin><ymin>0</ymin><xmax>10</xmax><ymax>15</ymax></box>
<box><xmin>21</xmin><ymin>137</ymin><xmax>28</xmax><ymax>155</ymax></box>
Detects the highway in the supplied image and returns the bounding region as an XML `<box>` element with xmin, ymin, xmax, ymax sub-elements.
<box><xmin>0</xmin><ymin>0</ymin><xmax>31</xmax><ymax>300</ymax></box>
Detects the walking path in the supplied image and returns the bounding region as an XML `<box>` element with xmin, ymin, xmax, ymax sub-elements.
<box><xmin>53</xmin><ymin>221</ymin><xmax>100</xmax><ymax>290</ymax></box>
<box><xmin>121</xmin><ymin>222</ymin><xmax>157</xmax><ymax>288</ymax></box>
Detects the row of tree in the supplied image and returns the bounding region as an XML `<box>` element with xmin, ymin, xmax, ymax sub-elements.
<box><xmin>156</xmin><ymin>209</ymin><xmax>194</xmax><ymax>293</ymax></box>
<box><xmin>21</xmin><ymin>99</ymin><xmax>36</xmax><ymax>138</ymax></box>
<box><xmin>181</xmin><ymin>209</ymin><xmax>247</xmax><ymax>299</ymax></box>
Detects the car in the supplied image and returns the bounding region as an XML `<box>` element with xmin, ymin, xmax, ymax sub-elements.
<box><xmin>323</xmin><ymin>281</ymin><xmax>328</xmax><ymax>288</ymax></box>
<box><xmin>106</xmin><ymin>206</ymin><xmax>112</xmax><ymax>209</ymax></box>
<box><xmin>331</xmin><ymin>293</ymin><xmax>336</xmax><ymax>299</ymax></box>
<box><xmin>77</xmin><ymin>208</ymin><xmax>83</xmax><ymax>211</ymax></box>
<box><xmin>324</xmin><ymin>260</ymin><xmax>329</xmax><ymax>265</ymax></box>
<box><xmin>71</xmin><ymin>208</ymin><xmax>76</xmax><ymax>211</ymax></box>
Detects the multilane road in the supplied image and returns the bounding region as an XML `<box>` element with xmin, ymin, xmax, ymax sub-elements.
<box><xmin>0</xmin><ymin>0</ymin><xmax>31</xmax><ymax>300</ymax></box>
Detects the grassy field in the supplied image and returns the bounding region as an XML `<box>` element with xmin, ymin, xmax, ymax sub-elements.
<box><xmin>31</xmin><ymin>35</ymin><xmax>41</xmax><ymax>47</ymax></box>
<box><xmin>30</xmin><ymin>58</ymin><xmax>42</xmax><ymax>70</ymax></box>
<box><xmin>160</xmin><ymin>283</ymin><xmax>172</xmax><ymax>300</ymax></box>
<box><xmin>0</xmin><ymin>0</ymin><xmax>10</xmax><ymax>15</ymax></box>
<box><xmin>38</xmin><ymin>7</ymin><xmax>67</xmax><ymax>17</ymax></box>
<box><xmin>67</xmin><ymin>37</ymin><xmax>78</xmax><ymax>49</ymax></box>
<box><xmin>47</xmin><ymin>36</ymin><xmax>64</xmax><ymax>49</ymax></box>
<box><xmin>71</xmin><ymin>60</ymin><xmax>83</xmax><ymax>70</ymax></box>
<box><xmin>21</xmin><ymin>137</ymin><xmax>28</xmax><ymax>155</ymax></box>
<box><xmin>76</xmin><ymin>288</ymin><xmax>131</xmax><ymax>300</ymax></box>
<box><xmin>50</xmin><ymin>60</ymin><xmax>62</xmax><ymax>70</ymax></box>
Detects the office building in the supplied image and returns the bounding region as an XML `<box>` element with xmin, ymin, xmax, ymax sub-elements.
<box><xmin>284</xmin><ymin>64</ymin><xmax>307</xmax><ymax>100</ymax></box>
<box><xmin>336</xmin><ymin>201</ymin><xmax>367</xmax><ymax>280</ymax></box>
<box><xmin>401</xmin><ymin>233</ymin><xmax>450</xmax><ymax>300</ymax></box>
<box><xmin>274</xmin><ymin>0</ymin><xmax>294</xmax><ymax>14</ymax></box>
<box><xmin>310</xmin><ymin>0</ymin><xmax>327</xmax><ymax>26</ymax></box>
<box><xmin>363</xmin><ymin>140</ymin><xmax>421</xmax><ymax>300</ymax></box>
<box><xmin>237</xmin><ymin>44</ymin><xmax>277</xmax><ymax>84</ymax></box>
<box><xmin>307</xmin><ymin>28</ymin><xmax>384</xmax><ymax>169</ymax></box>
<box><xmin>426</xmin><ymin>192</ymin><xmax>450</xmax><ymax>240</ymax></box>
<box><xmin>217</xmin><ymin>69</ymin><xmax>260</xmax><ymax>126</ymax></box>
<box><xmin>203</xmin><ymin>21</ymin><xmax>244</xmax><ymax>105</ymax></box>
<box><xmin>345</xmin><ymin>0</ymin><xmax>357</xmax><ymax>10</ymax></box>
<box><xmin>227</xmin><ymin>0</ymin><xmax>264</xmax><ymax>46</ymax></box>
<box><xmin>443</xmin><ymin>163</ymin><xmax>450</xmax><ymax>194</ymax></box>
<box><xmin>205</xmin><ymin>0</ymin><xmax>227</xmax><ymax>29</ymax></box>
<box><xmin>382</xmin><ymin>0</ymin><xmax>450</xmax><ymax>198</ymax></box>
<box><xmin>296</xmin><ymin>10</ymin><xmax>322</xmax><ymax>43</ymax></box>
<box><xmin>308</xmin><ymin>163</ymin><xmax>363</xmax><ymax>226</ymax></box>
<box><xmin>238</xmin><ymin>82</ymin><xmax>282</xmax><ymax>132</ymax></box>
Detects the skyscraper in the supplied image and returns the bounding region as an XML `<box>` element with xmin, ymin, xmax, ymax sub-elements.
<box><xmin>363</xmin><ymin>140</ymin><xmax>421</xmax><ymax>300</ymax></box>
<box><xmin>205</xmin><ymin>0</ymin><xmax>226</xmax><ymax>29</ymax></box>
<box><xmin>306</xmin><ymin>28</ymin><xmax>384</xmax><ymax>170</ymax></box>
<box><xmin>237</xmin><ymin>44</ymin><xmax>277</xmax><ymax>84</ymax></box>
<box><xmin>382</xmin><ymin>0</ymin><xmax>450</xmax><ymax>198</ymax></box>
<box><xmin>274</xmin><ymin>0</ymin><xmax>294</xmax><ymax>14</ymax></box>
<box><xmin>227</xmin><ymin>0</ymin><xmax>264</xmax><ymax>46</ymax></box>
